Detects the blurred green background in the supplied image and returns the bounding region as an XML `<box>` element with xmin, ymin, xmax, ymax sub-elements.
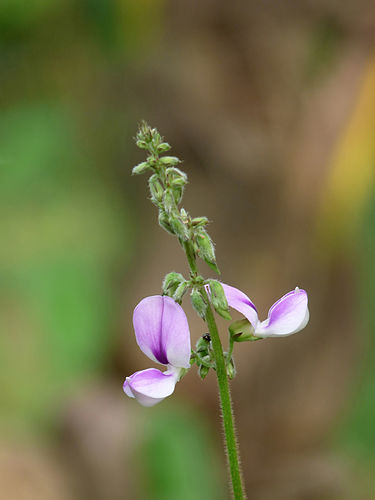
<box><xmin>1</xmin><ymin>1</ymin><xmax>375</xmax><ymax>499</ymax></box>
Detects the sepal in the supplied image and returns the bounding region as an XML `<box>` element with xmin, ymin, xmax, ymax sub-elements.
<box><xmin>159</xmin><ymin>156</ymin><xmax>181</xmax><ymax>166</ymax></box>
<box><xmin>158</xmin><ymin>210</ymin><xmax>175</xmax><ymax>235</ymax></box>
<box><xmin>196</xmin><ymin>229</ymin><xmax>220</xmax><ymax>274</ymax></box>
<box><xmin>190</xmin><ymin>288</ymin><xmax>207</xmax><ymax>318</ymax></box>
<box><xmin>132</xmin><ymin>161</ymin><xmax>152</xmax><ymax>175</ymax></box>
<box><xmin>229</xmin><ymin>318</ymin><xmax>260</xmax><ymax>342</ymax></box>
<box><xmin>226</xmin><ymin>358</ymin><xmax>236</xmax><ymax>379</ymax></box>
<box><xmin>208</xmin><ymin>280</ymin><xmax>231</xmax><ymax>320</ymax></box>
<box><xmin>163</xmin><ymin>189</ymin><xmax>176</xmax><ymax>213</ymax></box>
<box><xmin>162</xmin><ymin>272</ymin><xmax>185</xmax><ymax>297</ymax></box>
<box><xmin>173</xmin><ymin>281</ymin><xmax>189</xmax><ymax>303</ymax></box>
<box><xmin>169</xmin><ymin>216</ymin><xmax>189</xmax><ymax>241</ymax></box>
<box><xmin>198</xmin><ymin>364</ymin><xmax>210</xmax><ymax>379</ymax></box>
<box><xmin>148</xmin><ymin>174</ymin><xmax>164</xmax><ymax>203</ymax></box>
<box><xmin>157</xmin><ymin>142</ymin><xmax>171</xmax><ymax>152</ymax></box>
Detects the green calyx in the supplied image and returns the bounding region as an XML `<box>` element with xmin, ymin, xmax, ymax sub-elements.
<box><xmin>229</xmin><ymin>318</ymin><xmax>261</xmax><ymax>342</ymax></box>
<box><xmin>208</xmin><ymin>280</ymin><xmax>231</xmax><ymax>320</ymax></box>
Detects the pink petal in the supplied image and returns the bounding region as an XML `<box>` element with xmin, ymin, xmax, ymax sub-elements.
<box><xmin>221</xmin><ymin>283</ymin><xmax>258</xmax><ymax>328</ymax></box>
<box><xmin>123</xmin><ymin>368</ymin><xmax>178</xmax><ymax>407</ymax></box>
<box><xmin>133</xmin><ymin>295</ymin><xmax>191</xmax><ymax>368</ymax></box>
<box><xmin>255</xmin><ymin>288</ymin><xmax>309</xmax><ymax>337</ymax></box>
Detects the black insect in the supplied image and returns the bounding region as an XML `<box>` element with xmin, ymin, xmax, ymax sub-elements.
<box><xmin>202</xmin><ymin>333</ymin><xmax>211</xmax><ymax>342</ymax></box>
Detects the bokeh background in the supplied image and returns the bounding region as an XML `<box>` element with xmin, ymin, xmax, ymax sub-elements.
<box><xmin>1</xmin><ymin>1</ymin><xmax>375</xmax><ymax>499</ymax></box>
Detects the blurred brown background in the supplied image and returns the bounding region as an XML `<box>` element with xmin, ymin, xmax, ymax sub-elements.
<box><xmin>1</xmin><ymin>1</ymin><xmax>375</xmax><ymax>499</ymax></box>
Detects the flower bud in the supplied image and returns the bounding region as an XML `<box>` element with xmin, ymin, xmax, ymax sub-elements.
<box><xmin>151</xmin><ymin>130</ymin><xmax>162</xmax><ymax>146</ymax></box>
<box><xmin>172</xmin><ymin>185</ymin><xmax>184</xmax><ymax>205</ymax></box>
<box><xmin>159</xmin><ymin>156</ymin><xmax>181</xmax><ymax>166</ymax></box>
<box><xmin>173</xmin><ymin>281</ymin><xmax>189</xmax><ymax>303</ymax></box>
<box><xmin>157</xmin><ymin>142</ymin><xmax>171</xmax><ymax>153</ymax></box>
<box><xmin>132</xmin><ymin>161</ymin><xmax>151</xmax><ymax>175</ymax></box>
<box><xmin>208</xmin><ymin>280</ymin><xmax>231</xmax><ymax>320</ymax></box>
<box><xmin>191</xmin><ymin>216</ymin><xmax>208</xmax><ymax>228</ymax></box>
<box><xmin>228</xmin><ymin>318</ymin><xmax>259</xmax><ymax>342</ymax></box>
<box><xmin>135</xmin><ymin>140</ymin><xmax>148</xmax><ymax>150</ymax></box>
<box><xmin>148</xmin><ymin>174</ymin><xmax>163</xmax><ymax>203</ymax></box>
<box><xmin>158</xmin><ymin>210</ymin><xmax>175</xmax><ymax>235</ymax></box>
<box><xmin>162</xmin><ymin>272</ymin><xmax>185</xmax><ymax>296</ymax></box>
<box><xmin>196</xmin><ymin>229</ymin><xmax>220</xmax><ymax>274</ymax></box>
<box><xmin>195</xmin><ymin>334</ymin><xmax>210</xmax><ymax>353</ymax></box>
<box><xmin>169</xmin><ymin>216</ymin><xmax>189</xmax><ymax>241</ymax></box>
<box><xmin>166</xmin><ymin>167</ymin><xmax>187</xmax><ymax>183</ymax></box>
<box><xmin>198</xmin><ymin>364</ymin><xmax>210</xmax><ymax>379</ymax></box>
<box><xmin>146</xmin><ymin>155</ymin><xmax>157</xmax><ymax>167</ymax></box>
<box><xmin>190</xmin><ymin>288</ymin><xmax>207</xmax><ymax>318</ymax></box>
<box><xmin>226</xmin><ymin>358</ymin><xmax>236</xmax><ymax>380</ymax></box>
<box><xmin>163</xmin><ymin>189</ymin><xmax>176</xmax><ymax>213</ymax></box>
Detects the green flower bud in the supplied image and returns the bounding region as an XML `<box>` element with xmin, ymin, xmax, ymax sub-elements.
<box><xmin>157</xmin><ymin>142</ymin><xmax>171</xmax><ymax>153</ymax></box>
<box><xmin>158</xmin><ymin>210</ymin><xmax>175</xmax><ymax>235</ymax></box>
<box><xmin>169</xmin><ymin>216</ymin><xmax>189</xmax><ymax>241</ymax></box>
<box><xmin>196</xmin><ymin>334</ymin><xmax>211</xmax><ymax>353</ymax></box>
<box><xmin>172</xmin><ymin>178</ymin><xmax>186</xmax><ymax>189</ymax></box>
<box><xmin>172</xmin><ymin>185</ymin><xmax>184</xmax><ymax>205</ymax></box>
<box><xmin>228</xmin><ymin>318</ymin><xmax>259</xmax><ymax>342</ymax></box>
<box><xmin>166</xmin><ymin>167</ymin><xmax>187</xmax><ymax>183</ymax></box>
<box><xmin>196</xmin><ymin>229</ymin><xmax>220</xmax><ymax>274</ymax></box>
<box><xmin>198</xmin><ymin>364</ymin><xmax>210</xmax><ymax>379</ymax></box>
<box><xmin>180</xmin><ymin>208</ymin><xmax>189</xmax><ymax>223</ymax></box>
<box><xmin>226</xmin><ymin>358</ymin><xmax>236</xmax><ymax>380</ymax></box>
<box><xmin>159</xmin><ymin>156</ymin><xmax>181</xmax><ymax>166</ymax></box>
<box><xmin>132</xmin><ymin>161</ymin><xmax>152</xmax><ymax>175</ymax></box>
<box><xmin>191</xmin><ymin>216</ymin><xmax>209</xmax><ymax>228</ymax></box>
<box><xmin>148</xmin><ymin>174</ymin><xmax>164</xmax><ymax>203</ymax></box>
<box><xmin>146</xmin><ymin>155</ymin><xmax>157</xmax><ymax>167</ymax></box>
<box><xmin>162</xmin><ymin>272</ymin><xmax>185</xmax><ymax>296</ymax></box>
<box><xmin>163</xmin><ymin>189</ymin><xmax>176</xmax><ymax>213</ymax></box>
<box><xmin>190</xmin><ymin>288</ymin><xmax>207</xmax><ymax>318</ymax></box>
<box><xmin>135</xmin><ymin>140</ymin><xmax>148</xmax><ymax>150</ymax></box>
<box><xmin>136</xmin><ymin>121</ymin><xmax>152</xmax><ymax>141</ymax></box>
<box><xmin>208</xmin><ymin>280</ymin><xmax>231</xmax><ymax>320</ymax></box>
<box><xmin>173</xmin><ymin>280</ymin><xmax>189</xmax><ymax>303</ymax></box>
<box><xmin>151</xmin><ymin>131</ymin><xmax>162</xmax><ymax>147</ymax></box>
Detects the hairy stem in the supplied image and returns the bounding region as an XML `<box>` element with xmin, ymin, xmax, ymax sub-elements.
<box><xmin>183</xmin><ymin>241</ymin><xmax>199</xmax><ymax>277</ymax></box>
<box><xmin>201</xmin><ymin>288</ymin><xmax>245</xmax><ymax>500</ymax></box>
<box><xmin>184</xmin><ymin>242</ymin><xmax>245</xmax><ymax>498</ymax></box>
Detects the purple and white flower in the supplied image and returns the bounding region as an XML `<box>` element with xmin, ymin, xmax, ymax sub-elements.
<box><xmin>221</xmin><ymin>284</ymin><xmax>309</xmax><ymax>337</ymax></box>
<box><xmin>123</xmin><ymin>295</ymin><xmax>191</xmax><ymax>407</ymax></box>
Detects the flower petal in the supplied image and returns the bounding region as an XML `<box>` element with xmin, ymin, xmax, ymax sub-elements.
<box><xmin>255</xmin><ymin>288</ymin><xmax>309</xmax><ymax>337</ymax></box>
<box><xmin>221</xmin><ymin>283</ymin><xmax>258</xmax><ymax>328</ymax></box>
<box><xmin>133</xmin><ymin>295</ymin><xmax>191</xmax><ymax>368</ymax></box>
<box><xmin>123</xmin><ymin>368</ymin><xmax>178</xmax><ymax>407</ymax></box>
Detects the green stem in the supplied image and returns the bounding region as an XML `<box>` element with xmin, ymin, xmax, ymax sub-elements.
<box><xmin>183</xmin><ymin>241</ymin><xmax>199</xmax><ymax>277</ymax></box>
<box><xmin>183</xmin><ymin>240</ymin><xmax>245</xmax><ymax>498</ymax></box>
<box><xmin>202</xmin><ymin>289</ymin><xmax>245</xmax><ymax>500</ymax></box>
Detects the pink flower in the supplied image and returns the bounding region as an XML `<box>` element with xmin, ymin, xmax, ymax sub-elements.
<box><xmin>221</xmin><ymin>284</ymin><xmax>309</xmax><ymax>337</ymax></box>
<box><xmin>123</xmin><ymin>296</ymin><xmax>191</xmax><ymax>407</ymax></box>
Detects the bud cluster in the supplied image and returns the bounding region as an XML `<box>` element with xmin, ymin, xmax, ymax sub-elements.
<box><xmin>134</xmin><ymin>121</ymin><xmax>220</xmax><ymax>275</ymax></box>
<box><xmin>190</xmin><ymin>333</ymin><xmax>236</xmax><ymax>380</ymax></box>
<box><xmin>191</xmin><ymin>334</ymin><xmax>215</xmax><ymax>379</ymax></box>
